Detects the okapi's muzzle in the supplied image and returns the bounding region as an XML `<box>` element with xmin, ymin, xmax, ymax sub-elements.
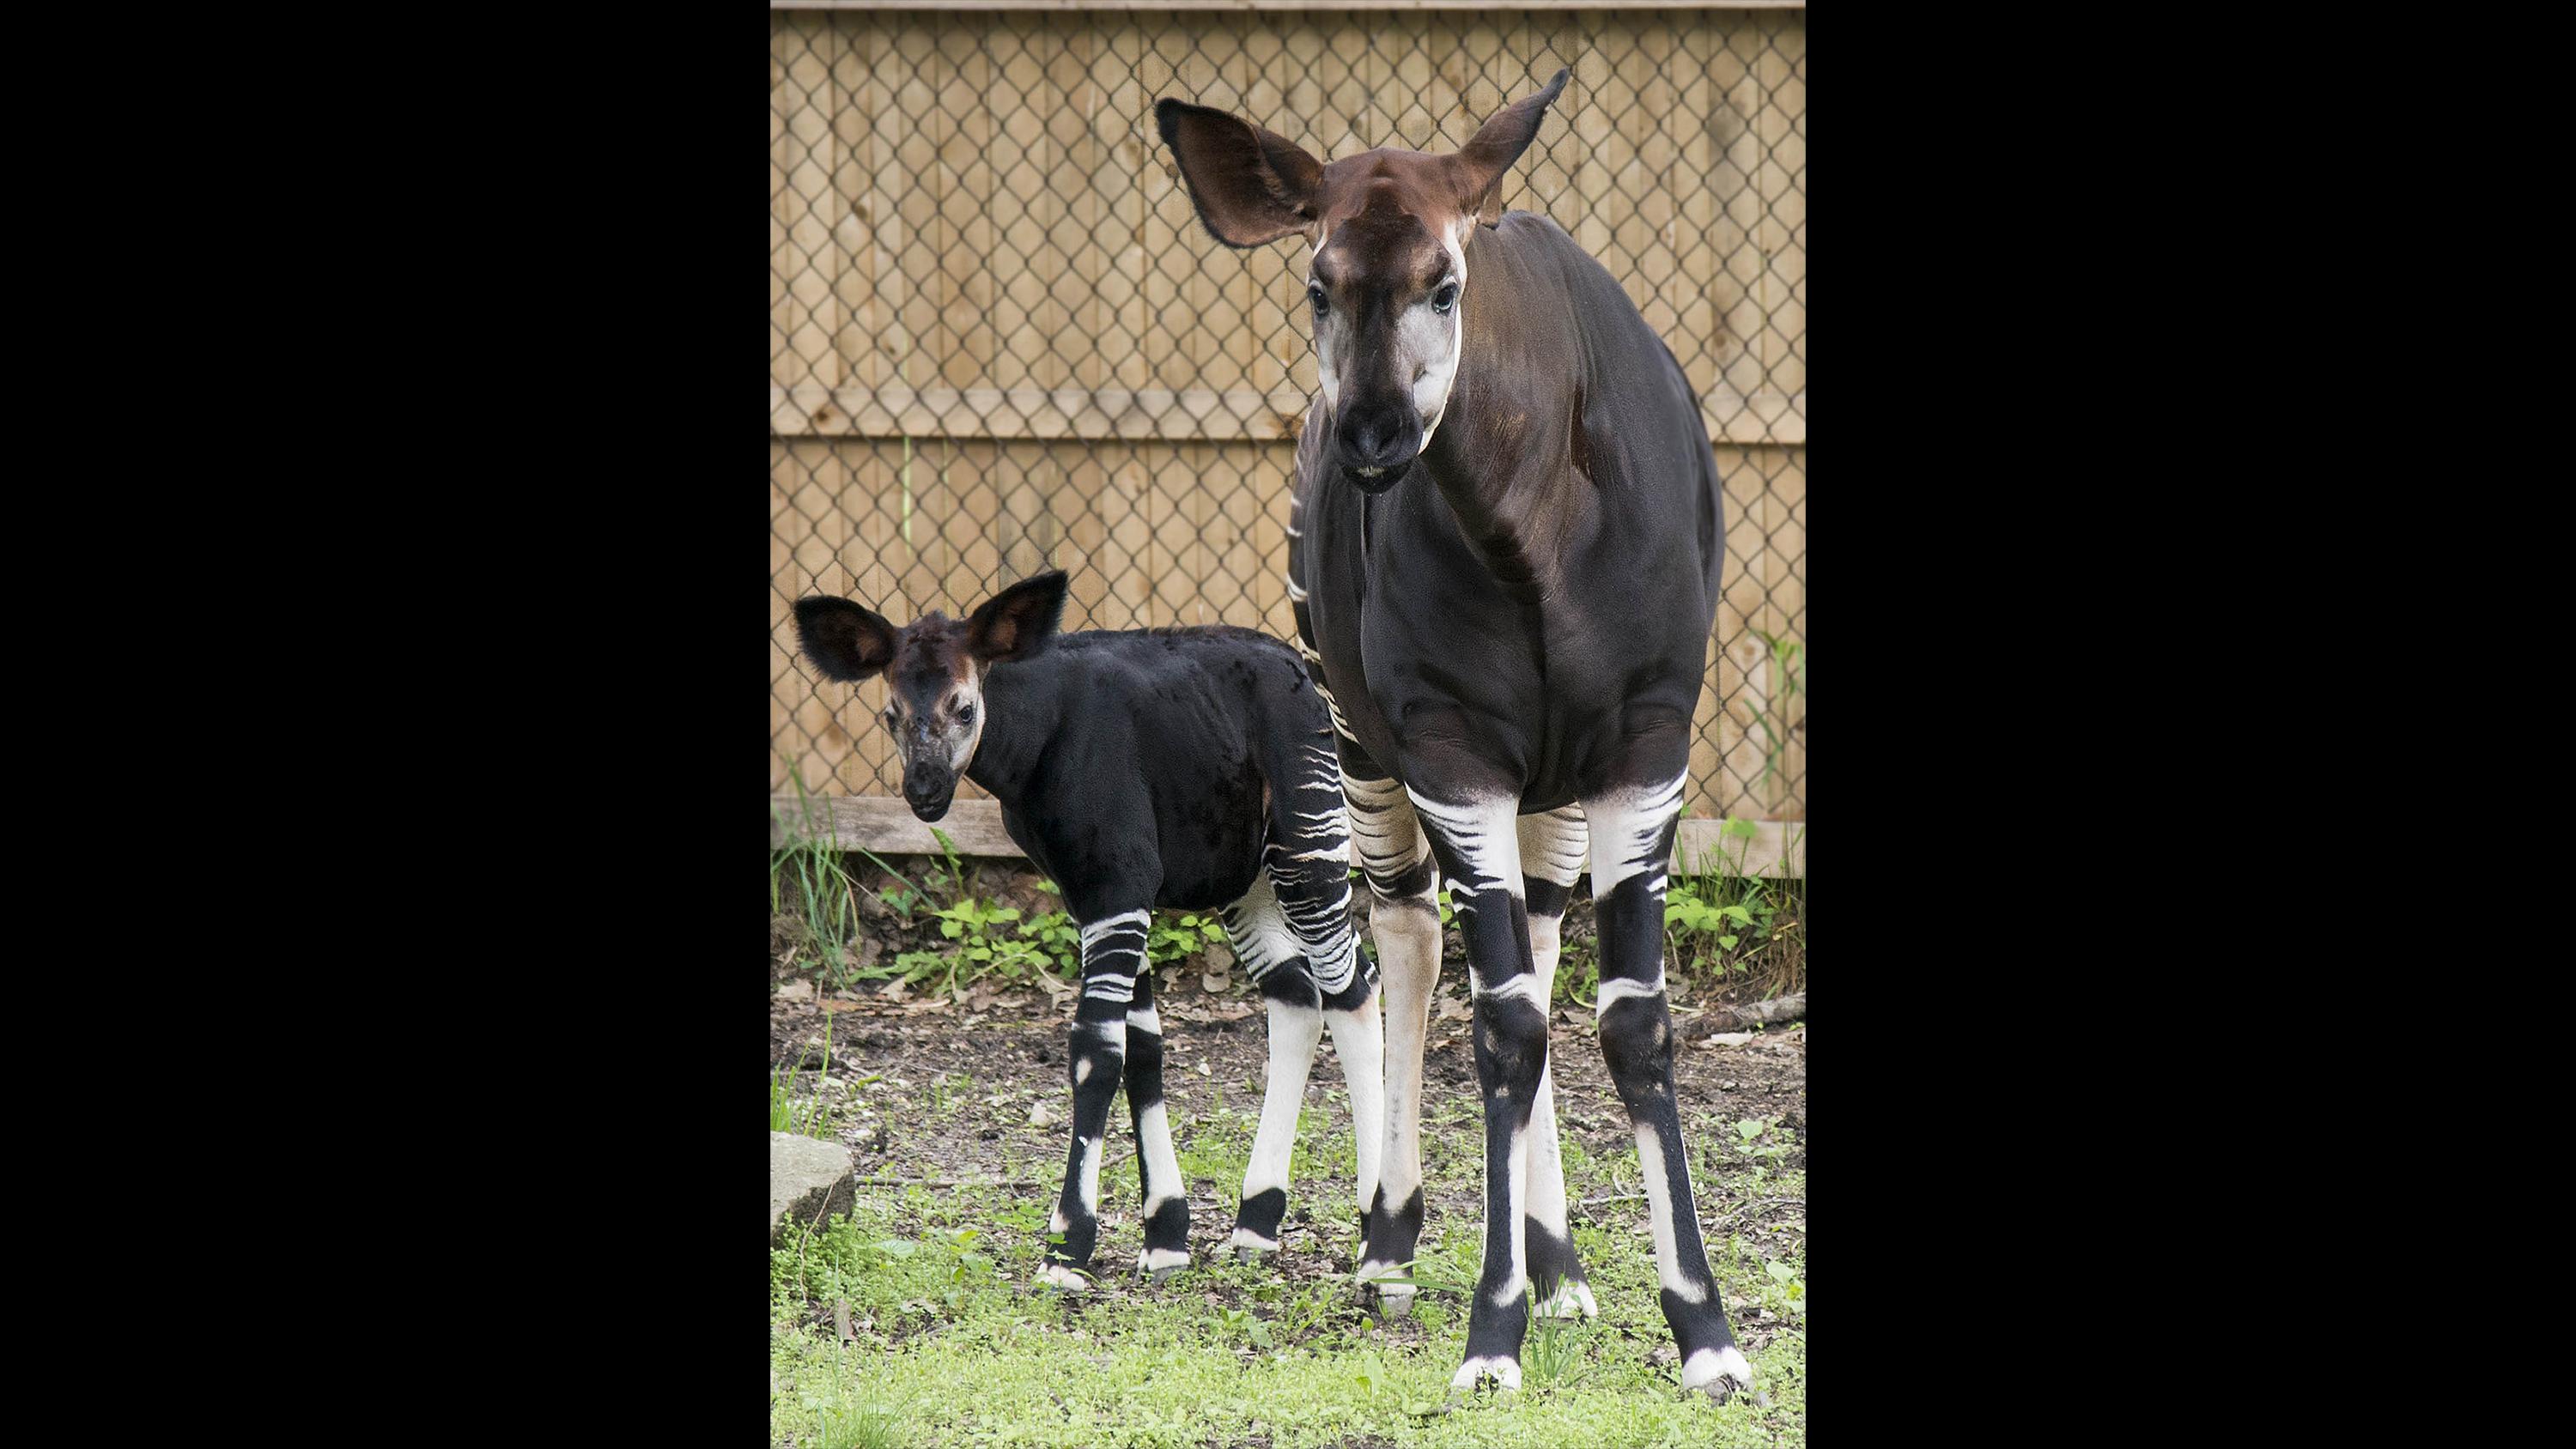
<box><xmin>901</xmin><ymin>759</ymin><xmax>957</xmax><ymax>822</ymax></box>
<box><xmin>1334</xmin><ymin>394</ymin><xmax>1421</xmax><ymax>493</ymax></box>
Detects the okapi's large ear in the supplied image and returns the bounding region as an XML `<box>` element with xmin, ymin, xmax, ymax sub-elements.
<box><xmin>793</xmin><ymin>596</ymin><xmax>899</xmax><ymax>682</ymax></box>
<box><xmin>1449</xmin><ymin>69</ymin><xmax>1570</xmax><ymax>226</ymax></box>
<box><xmin>1155</xmin><ymin>98</ymin><xmax>1323</xmax><ymax>248</ymax></box>
<box><xmin>965</xmin><ymin>570</ymin><xmax>1070</xmax><ymax>664</ymax></box>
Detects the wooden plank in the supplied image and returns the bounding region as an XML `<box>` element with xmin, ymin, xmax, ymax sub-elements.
<box><xmin>771</xmin><ymin>796</ymin><xmax>1807</xmax><ymax>878</ymax></box>
<box><xmin>771</xmin><ymin>383</ymin><xmax>1799</xmax><ymax>444</ymax></box>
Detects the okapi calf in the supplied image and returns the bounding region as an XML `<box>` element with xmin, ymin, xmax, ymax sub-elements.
<box><xmin>1160</xmin><ymin>72</ymin><xmax>1753</xmax><ymax>1398</ymax></box>
<box><xmin>792</xmin><ymin>570</ymin><xmax>1387</xmax><ymax>1288</ymax></box>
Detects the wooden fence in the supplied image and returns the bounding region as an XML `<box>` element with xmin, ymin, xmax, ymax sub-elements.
<box><xmin>771</xmin><ymin>3</ymin><xmax>1804</xmax><ymax>869</ymax></box>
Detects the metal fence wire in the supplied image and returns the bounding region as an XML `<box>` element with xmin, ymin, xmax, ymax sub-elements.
<box><xmin>771</xmin><ymin>5</ymin><xmax>1804</xmax><ymax>825</ymax></box>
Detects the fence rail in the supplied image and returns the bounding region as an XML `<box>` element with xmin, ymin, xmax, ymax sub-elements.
<box><xmin>772</xmin><ymin>3</ymin><xmax>1805</xmax><ymax>854</ymax></box>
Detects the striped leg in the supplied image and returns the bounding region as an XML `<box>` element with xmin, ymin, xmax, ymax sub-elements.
<box><xmin>1036</xmin><ymin>908</ymin><xmax>1147</xmax><ymax>1290</ymax></box>
<box><xmin>1408</xmin><ymin>783</ymin><xmax>1544</xmax><ymax>1396</ymax></box>
<box><xmin>1123</xmin><ymin>971</ymin><xmax>1191</xmax><ymax>1283</ymax></box>
<box><xmin>1218</xmin><ymin>878</ymin><xmax>1324</xmax><ymax>1255</ymax></box>
<box><xmin>1343</xmin><ymin>765</ymin><xmax>1441</xmax><ymax>1311</ymax></box>
<box><xmin>1516</xmin><ymin>804</ymin><xmax>1595</xmax><ymax>1320</ymax></box>
<box><xmin>1587</xmin><ymin>770</ymin><xmax>1751</xmax><ymax>1401</ymax></box>
<box><xmin>1262</xmin><ymin>746</ymin><xmax>1388</xmax><ymax>1236</ymax></box>
<box><xmin>1232</xmin><ymin>995</ymin><xmax>1323</xmax><ymax>1256</ymax></box>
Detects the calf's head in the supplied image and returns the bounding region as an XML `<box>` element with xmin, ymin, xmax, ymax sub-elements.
<box><xmin>792</xmin><ymin>571</ymin><xmax>1071</xmax><ymax>822</ymax></box>
<box><xmin>1156</xmin><ymin>70</ymin><xmax>1566</xmax><ymax>494</ymax></box>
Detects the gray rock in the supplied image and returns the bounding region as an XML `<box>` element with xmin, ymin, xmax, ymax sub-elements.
<box><xmin>769</xmin><ymin>1131</ymin><xmax>854</xmax><ymax>1246</ymax></box>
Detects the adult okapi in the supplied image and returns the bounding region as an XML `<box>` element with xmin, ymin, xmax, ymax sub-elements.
<box><xmin>791</xmin><ymin>571</ymin><xmax>1386</xmax><ymax>1292</ymax></box>
<box><xmin>1157</xmin><ymin>72</ymin><xmax>1753</xmax><ymax>1400</ymax></box>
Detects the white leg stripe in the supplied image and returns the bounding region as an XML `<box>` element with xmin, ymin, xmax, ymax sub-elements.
<box><xmin>1585</xmin><ymin>773</ymin><xmax>1687</xmax><ymax>900</ymax></box>
<box><xmin>1595</xmin><ymin>970</ymin><xmax>1666</xmax><ymax>1017</ymax></box>
<box><xmin>1473</xmin><ymin>971</ymin><xmax>1545</xmax><ymax>1009</ymax></box>
<box><xmin>1404</xmin><ymin>789</ymin><xmax>1522</xmax><ymax>898</ymax></box>
<box><xmin>1126</xmin><ymin>1005</ymin><xmax>1162</xmax><ymax>1035</ymax></box>
<box><xmin>1633</xmin><ymin>1125</ymin><xmax>1708</xmax><ymax>1305</ymax></box>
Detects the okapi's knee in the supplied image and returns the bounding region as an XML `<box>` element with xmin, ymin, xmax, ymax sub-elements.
<box><xmin>1597</xmin><ymin>995</ymin><xmax>1675</xmax><ymax>1103</ymax></box>
<box><xmin>1473</xmin><ymin>989</ymin><xmax>1551</xmax><ymax>1106</ymax></box>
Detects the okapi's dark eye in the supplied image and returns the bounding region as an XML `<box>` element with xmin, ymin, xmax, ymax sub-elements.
<box><xmin>958</xmin><ymin>701</ymin><xmax>976</xmax><ymax>725</ymax></box>
<box><xmin>1431</xmin><ymin>282</ymin><xmax>1460</xmax><ymax>314</ymax></box>
<box><xmin>1307</xmin><ymin>283</ymin><xmax>1327</xmax><ymax>315</ymax></box>
<box><xmin>881</xmin><ymin>703</ymin><xmax>898</xmax><ymax>728</ymax></box>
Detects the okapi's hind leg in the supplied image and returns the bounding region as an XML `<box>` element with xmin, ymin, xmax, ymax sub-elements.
<box><xmin>1122</xmin><ymin>969</ymin><xmax>1191</xmax><ymax>1284</ymax></box>
<box><xmin>1340</xmin><ymin>762</ymin><xmax>1442</xmax><ymax>1313</ymax></box>
<box><xmin>1587</xmin><ymin>766</ymin><xmax>1752</xmax><ymax>1402</ymax></box>
<box><xmin>1217</xmin><ymin>873</ymin><xmax>1324</xmax><ymax>1258</ymax></box>
<box><xmin>1516</xmin><ymin>803</ymin><xmax>1596</xmax><ymax>1321</ymax></box>
<box><xmin>1264</xmin><ymin>746</ymin><xmax>1388</xmax><ymax>1256</ymax></box>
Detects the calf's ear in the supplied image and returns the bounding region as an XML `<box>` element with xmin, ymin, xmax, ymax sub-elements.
<box><xmin>966</xmin><ymin>571</ymin><xmax>1070</xmax><ymax>664</ymax></box>
<box><xmin>793</xmin><ymin>597</ymin><xmax>899</xmax><ymax>682</ymax></box>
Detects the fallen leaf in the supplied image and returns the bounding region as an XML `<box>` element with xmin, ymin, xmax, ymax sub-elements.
<box><xmin>1703</xmin><ymin>1031</ymin><xmax>1757</xmax><ymax>1047</ymax></box>
<box><xmin>819</xmin><ymin>999</ymin><xmax>867</xmax><ymax>1016</ymax></box>
<box><xmin>1206</xmin><ymin>1002</ymin><xmax>1255</xmax><ymax>1022</ymax></box>
<box><xmin>1201</xmin><ymin>963</ymin><xmax>1233</xmax><ymax>995</ymax></box>
<box><xmin>878</xmin><ymin>976</ymin><xmax>912</xmax><ymax>1002</ymax></box>
<box><xmin>775</xmin><ymin>979</ymin><xmax>816</xmax><ymax>1003</ymax></box>
<box><xmin>1029</xmin><ymin>1100</ymin><xmax>1057</xmax><ymax>1128</ymax></box>
<box><xmin>901</xmin><ymin>996</ymin><xmax>957</xmax><ymax>1016</ymax></box>
<box><xmin>1034</xmin><ymin>972</ymin><xmax>1077</xmax><ymax>1010</ymax></box>
<box><xmin>1435</xmin><ymin>995</ymin><xmax>1473</xmax><ymax>1022</ymax></box>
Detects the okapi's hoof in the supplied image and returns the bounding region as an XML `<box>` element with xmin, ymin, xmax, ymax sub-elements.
<box><xmin>1135</xmin><ymin>1247</ymin><xmax>1190</xmax><ymax>1286</ymax></box>
<box><xmin>1532</xmin><ymin>1278</ymin><xmax>1598</xmax><ymax>1320</ymax></box>
<box><xmin>1355</xmin><ymin>1263</ymin><xmax>1414</xmax><ymax>1316</ymax></box>
<box><xmin>1680</xmin><ymin>1346</ymin><xmax>1756</xmax><ymax>1404</ymax></box>
<box><xmin>1443</xmin><ymin>1356</ymin><xmax>1522</xmax><ymax>1404</ymax></box>
<box><xmin>1034</xmin><ymin>1262</ymin><xmax>1091</xmax><ymax>1293</ymax></box>
<box><xmin>1224</xmin><ymin>1228</ymin><xmax>1278</xmax><ymax>1262</ymax></box>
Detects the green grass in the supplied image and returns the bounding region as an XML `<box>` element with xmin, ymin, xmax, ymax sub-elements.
<box><xmin>770</xmin><ymin>1110</ymin><xmax>1807</xmax><ymax>1447</ymax></box>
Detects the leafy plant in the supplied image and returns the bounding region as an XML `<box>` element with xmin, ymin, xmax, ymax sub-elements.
<box><xmin>1148</xmin><ymin>912</ymin><xmax>1227</xmax><ymax>967</ymax></box>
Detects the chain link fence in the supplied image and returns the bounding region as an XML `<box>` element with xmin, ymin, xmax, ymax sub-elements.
<box><xmin>772</xmin><ymin>4</ymin><xmax>1804</xmax><ymax>827</ymax></box>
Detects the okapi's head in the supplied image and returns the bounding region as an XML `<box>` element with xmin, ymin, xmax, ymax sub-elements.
<box><xmin>792</xmin><ymin>571</ymin><xmax>1071</xmax><ymax>822</ymax></box>
<box><xmin>1157</xmin><ymin>70</ymin><xmax>1567</xmax><ymax>494</ymax></box>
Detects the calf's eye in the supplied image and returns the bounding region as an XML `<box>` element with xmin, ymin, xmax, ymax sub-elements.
<box><xmin>1431</xmin><ymin>282</ymin><xmax>1459</xmax><ymax>314</ymax></box>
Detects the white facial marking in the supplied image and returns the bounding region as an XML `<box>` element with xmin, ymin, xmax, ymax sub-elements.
<box><xmin>1413</xmin><ymin>221</ymin><xmax>1472</xmax><ymax>452</ymax></box>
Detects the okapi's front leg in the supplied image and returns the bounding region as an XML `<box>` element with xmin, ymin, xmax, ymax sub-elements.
<box><xmin>1341</xmin><ymin>765</ymin><xmax>1441</xmax><ymax>1309</ymax></box>
<box><xmin>1037</xmin><ymin>908</ymin><xmax>1148</xmax><ymax>1290</ymax></box>
<box><xmin>1516</xmin><ymin>803</ymin><xmax>1595</xmax><ymax>1320</ymax></box>
<box><xmin>1121</xmin><ymin>969</ymin><xmax>1191</xmax><ymax>1283</ymax></box>
<box><xmin>1407</xmin><ymin>779</ymin><xmax>1544</xmax><ymax>1396</ymax></box>
<box><xmin>1586</xmin><ymin>766</ymin><xmax>1752</xmax><ymax>1401</ymax></box>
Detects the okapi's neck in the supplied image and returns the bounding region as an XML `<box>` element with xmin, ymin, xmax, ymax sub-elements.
<box><xmin>1416</xmin><ymin>227</ymin><xmax>1595</xmax><ymax>603</ymax></box>
<box><xmin>957</xmin><ymin>662</ymin><xmax>1053</xmax><ymax>809</ymax></box>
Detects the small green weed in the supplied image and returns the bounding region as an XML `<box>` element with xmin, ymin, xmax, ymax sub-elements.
<box><xmin>770</xmin><ymin>1012</ymin><xmax>836</xmax><ymax>1140</ymax></box>
<box><xmin>1148</xmin><ymin>912</ymin><xmax>1228</xmax><ymax>966</ymax></box>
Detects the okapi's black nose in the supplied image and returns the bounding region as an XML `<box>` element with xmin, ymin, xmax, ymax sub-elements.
<box><xmin>1336</xmin><ymin>399</ymin><xmax>1420</xmax><ymax>485</ymax></box>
